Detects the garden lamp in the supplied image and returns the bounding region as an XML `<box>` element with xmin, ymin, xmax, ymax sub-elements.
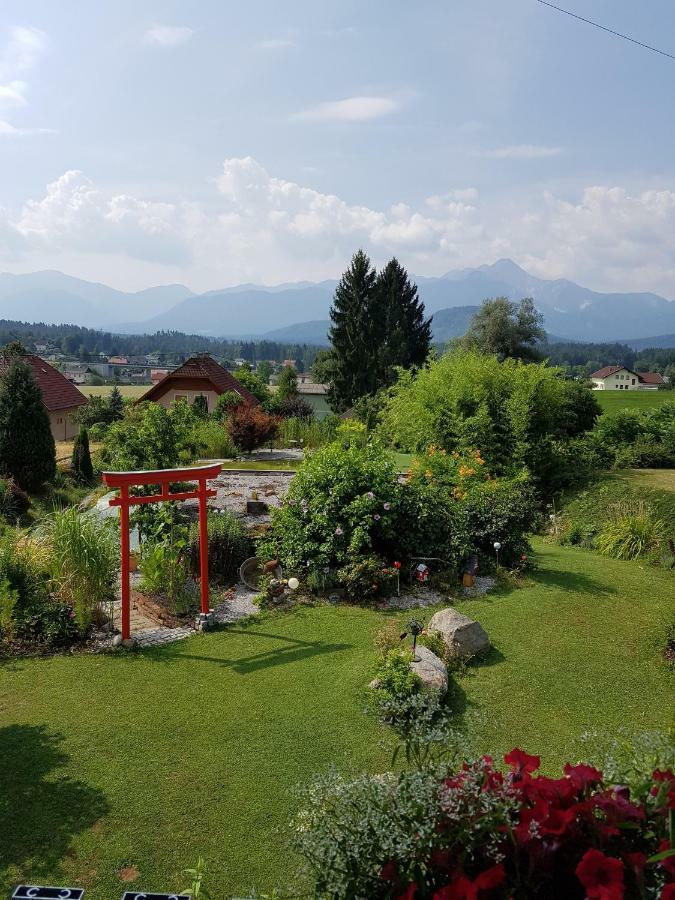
<box><xmin>493</xmin><ymin>541</ymin><xmax>502</xmax><ymax>567</ymax></box>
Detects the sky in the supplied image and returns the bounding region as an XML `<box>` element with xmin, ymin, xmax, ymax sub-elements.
<box><xmin>2</xmin><ymin>0</ymin><xmax>675</xmax><ymax>297</ymax></box>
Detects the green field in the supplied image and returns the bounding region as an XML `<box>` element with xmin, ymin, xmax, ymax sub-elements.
<box><xmin>1</xmin><ymin>540</ymin><xmax>672</xmax><ymax>899</ymax></box>
<box><xmin>80</xmin><ymin>384</ymin><xmax>148</xmax><ymax>399</ymax></box>
<box><xmin>595</xmin><ymin>389</ymin><xmax>673</xmax><ymax>413</ymax></box>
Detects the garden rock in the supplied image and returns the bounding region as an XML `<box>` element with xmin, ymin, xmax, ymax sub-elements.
<box><xmin>428</xmin><ymin>607</ymin><xmax>490</xmax><ymax>660</ymax></box>
<box><xmin>410</xmin><ymin>645</ymin><xmax>448</xmax><ymax>696</ymax></box>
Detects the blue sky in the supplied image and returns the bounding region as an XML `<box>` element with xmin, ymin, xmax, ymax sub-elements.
<box><xmin>2</xmin><ymin>0</ymin><xmax>675</xmax><ymax>296</ymax></box>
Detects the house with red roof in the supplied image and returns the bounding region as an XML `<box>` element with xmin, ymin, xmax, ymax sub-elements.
<box><xmin>590</xmin><ymin>365</ymin><xmax>667</xmax><ymax>391</ymax></box>
<box><xmin>138</xmin><ymin>354</ymin><xmax>258</xmax><ymax>412</ymax></box>
<box><xmin>0</xmin><ymin>353</ymin><xmax>87</xmax><ymax>440</ymax></box>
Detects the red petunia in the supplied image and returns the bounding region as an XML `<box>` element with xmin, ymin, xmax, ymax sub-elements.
<box><xmin>433</xmin><ymin>865</ymin><xmax>505</xmax><ymax>900</ymax></box>
<box><xmin>397</xmin><ymin>884</ymin><xmax>417</xmax><ymax>900</ymax></box>
<box><xmin>575</xmin><ymin>848</ymin><xmax>625</xmax><ymax>900</ymax></box>
<box><xmin>563</xmin><ymin>762</ymin><xmax>603</xmax><ymax>792</ymax></box>
<box><xmin>521</xmin><ymin>773</ymin><xmax>576</xmax><ymax>805</ymax></box>
<box><xmin>393</xmin><ymin>561</ymin><xmax>401</xmax><ymax>569</ymax></box>
<box><xmin>651</xmin><ymin>769</ymin><xmax>675</xmax><ymax>809</ymax></box>
<box><xmin>661</xmin><ymin>885</ymin><xmax>675</xmax><ymax>899</ymax></box>
<box><xmin>380</xmin><ymin>860</ymin><xmax>398</xmax><ymax>882</ymax></box>
<box><xmin>657</xmin><ymin>839</ymin><xmax>675</xmax><ymax>879</ymax></box>
<box><xmin>504</xmin><ymin>748</ymin><xmax>541</xmax><ymax>776</ymax></box>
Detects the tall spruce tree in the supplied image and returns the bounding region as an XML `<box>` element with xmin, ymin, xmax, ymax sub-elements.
<box><xmin>328</xmin><ymin>250</ymin><xmax>378</xmax><ymax>411</ymax></box>
<box><xmin>371</xmin><ymin>258</ymin><xmax>432</xmax><ymax>388</ymax></box>
<box><xmin>0</xmin><ymin>356</ymin><xmax>56</xmax><ymax>490</ymax></box>
<box><xmin>107</xmin><ymin>385</ymin><xmax>125</xmax><ymax>421</ymax></box>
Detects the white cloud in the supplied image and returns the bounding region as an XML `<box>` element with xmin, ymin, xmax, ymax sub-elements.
<box><xmin>293</xmin><ymin>95</ymin><xmax>401</xmax><ymax>123</ymax></box>
<box><xmin>0</xmin><ymin>25</ymin><xmax>50</xmax><ymax>136</ymax></box>
<box><xmin>5</xmin><ymin>160</ymin><xmax>675</xmax><ymax>298</ymax></box>
<box><xmin>255</xmin><ymin>37</ymin><xmax>295</xmax><ymax>50</ymax></box>
<box><xmin>143</xmin><ymin>25</ymin><xmax>194</xmax><ymax>48</ymax></box>
<box><xmin>479</xmin><ymin>144</ymin><xmax>563</xmax><ymax>160</ymax></box>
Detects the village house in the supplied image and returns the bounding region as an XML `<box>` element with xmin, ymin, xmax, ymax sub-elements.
<box><xmin>0</xmin><ymin>353</ymin><xmax>87</xmax><ymax>440</ymax></box>
<box><xmin>138</xmin><ymin>353</ymin><xmax>258</xmax><ymax>412</ymax></box>
<box><xmin>590</xmin><ymin>365</ymin><xmax>667</xmax><ymax>391</ymax></box>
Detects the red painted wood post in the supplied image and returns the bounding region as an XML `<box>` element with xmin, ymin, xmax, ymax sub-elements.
<box><xmin>198</xmin><ymin>477</ymin><xmax>210</xmax><ymax>614</ymax></box>
<box><xmin>119</xmin><ymin>484</ymin><xmax>131</xmax><ymax>640</ymax></box>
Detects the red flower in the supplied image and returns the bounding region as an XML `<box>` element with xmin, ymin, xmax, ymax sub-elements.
<box><xmin>380</xmin><ymin>860</ymin><xmax>398</xmax><ymax>882</ymax></box>
<box><xmin>661</xmin><ymin>886</ymin><xmax>675</xmax><ymax>899</ymax></box>
<box><xmin>397</xmin><ymin>885</ymin><xmax>417</xmax><ymax>900</ymax></box>
<box><xmin>521</xmin><ymin>773</ymin><xmax>576</xmax><ymax>805</ymax></box>
<box><xmin>575</xmin><ymin>849</ymin><xmax>625</xmax><ymax>900</ymax></box>
<box><xmin>393</xmin><ymin>561</ymin><xmax>401</xmax><ymax>569</ymax></box>
<box><xmin>504</xmin><ymin>748</ymin><xmax>541</xmax><ymax>776</ymax></box>
<box><xmin>433</xmin><ymin>865</ymin><xmax>505</xmax><ymax>899</ymax></box>
<box><xmin>651</xmin><ymin>769</ymin><xmax>675</xmax><ymax>809</ymax></box>
<box><xmin>563</xmin><ymin>762</ymin><xmax>603</xmax><ymax>792</ymax></box>
<box><xmin>657</xmin><ymin>839</ymin><xmax>675</xmax><ymax>879</ymax></box>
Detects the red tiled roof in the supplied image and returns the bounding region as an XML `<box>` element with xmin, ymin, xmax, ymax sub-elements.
<box><xmin>636</xmin><ymin>371</ymin><xmax>666</xmax><ymax>385</ymax></box>
<box><xmin>138</xmin><ymin>355</ymin><xmax>259</xmax><ymax>405</ymax></box>
<box><xmin>0</xmin><ymin>353</ymin><xmax>87</xmax><ymax>412</ymax></box>
<box><xmin>590</xmin><ymin>365</ymin><xmax>636</xmax><ymax>379</ymax></box>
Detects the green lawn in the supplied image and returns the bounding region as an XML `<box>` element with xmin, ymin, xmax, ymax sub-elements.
<box><xmin>80</xmin><ymin>385</ymin><xmax>148</xmax><ymax>399</ymax></box>
<box><xmin>0</xmin><ymin>541</ymin><xmax>672</xmax><ymax>898</ymax></box>
<box><xmin>595</xmin><ymin>390</ymin><xmax>673</xmax><ymax>413</ymax></box>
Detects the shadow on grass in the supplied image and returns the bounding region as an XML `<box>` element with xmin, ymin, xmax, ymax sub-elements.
<box><xmin>531</xmin><ymin>565</ymin><xmax>617</xmax><ymax>595</ymax></box>
<box><xmin>140</xmin><ymin>628</ymin><xmax>351</xmax><ymax>674</ymax></box>
<box><xmin>0</xmin><ymin>724</ymin><xmax>108</xmax><ymax>881</ymax></box>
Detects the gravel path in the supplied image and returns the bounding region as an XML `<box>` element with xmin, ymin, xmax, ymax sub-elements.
<box><xmin>212</xmin><ymin>584</ymin><xmax>259</xmax><ymax>624</ymax></box>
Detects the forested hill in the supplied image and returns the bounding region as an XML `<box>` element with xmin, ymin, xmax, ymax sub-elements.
<box><xmin>0</xmin><ymin>320</ymin><xmax>322</xmax><ymax>368</ymax></box>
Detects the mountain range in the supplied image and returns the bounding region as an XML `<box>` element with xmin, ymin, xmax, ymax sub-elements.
<box><xmin>2</xmin><ymin>260</ymin><xmax>675</xmax><ymax>346</ymax></box>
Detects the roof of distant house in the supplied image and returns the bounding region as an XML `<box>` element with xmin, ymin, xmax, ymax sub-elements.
<box><xmin>590</xmin><ymin>365</ymin><xmax>636</xmax><ymax>379</ymax></box>
<box><xmin>297</xmin><ymin>382</ymin><xmax>328</xmax><ymax>395</ymax></box>
<box><xmin>636</xmin><ymin>371</ymin><xmax>666</xmax><ymax>385</ymax></box>
<box><xmin>139</xmin><ymin>354</ymin><xmax>259</xmax><ymax>405</ymax></box>
<box><xmin>0</xmin><ymin>353</ymin><xmax>87</xmax><ymax>411</ymax></box>
<box><xmin>108</xmin><ymin>356</ymin><xmax>129</xmax><ymax>365</ymax></box>
<box><xmin>590</xmin><ymin>365</ymin><xmax>666</xmax><ymax>385</ymax></box>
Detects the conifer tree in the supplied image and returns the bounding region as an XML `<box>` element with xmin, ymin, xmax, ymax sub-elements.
<box><xmin>277</xmin><ymin>365</ymin><xmax>299</xmax><ymax>402</ymax></box>
<box><xmin>72</xmin><ymin>426</ymin><xmax>94</xmax><ymax>482</ymax></box>
<box><xmin>192</xmin><ymin>394</ymin><xmax>209</xmax><ymax>418</ymax></box>
<box><xmin>107</xmin><ymin>385</ymin><xmax>124</xmax><ymax>421</ymax></box>
<box><xmin>0</xmin><ymin>357</ymin><xmax>56</xmax><ymax>490</ymax></box>
<box><xmin>371</xmin><ymin>258</ymin><xmax>432</xmax><ymax>388</ymax></box>
<box><xmin>328</xmin><ymin>250</ymin><xmax>378</xmax><ymax>411</ymax></box>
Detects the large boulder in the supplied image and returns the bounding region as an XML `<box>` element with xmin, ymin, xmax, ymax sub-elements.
<box><xmin>411</xmin><ymin>645</ymin><xmax>448</xmax><ymax>696</ymax></box>
<box><xmin>428</xmin><ymin>607</ymin><xmax>490</xmax><ymax>660</ymax></box>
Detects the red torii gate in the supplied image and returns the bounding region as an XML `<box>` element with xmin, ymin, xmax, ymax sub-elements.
<box><xmin>102</xmin><ymin>463</ymin><xmax>222</xmax><ymax>640</ymax></box>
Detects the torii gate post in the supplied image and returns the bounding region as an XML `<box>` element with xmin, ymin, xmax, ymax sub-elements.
<box><xmin>102</xmin><ymin>464</ymin><xmax>222</xmax><ymax>640</ymax></box>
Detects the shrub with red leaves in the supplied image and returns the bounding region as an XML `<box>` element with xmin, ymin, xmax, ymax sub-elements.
<box><xmin>295</xmin><ymin>749</ymin><xmax>675</xmax><ymax>899</ymax></box>
<box><xmin>226</xmin><ymin>404</ymin><xmax>279</xmax><ymax>453</ymax></box>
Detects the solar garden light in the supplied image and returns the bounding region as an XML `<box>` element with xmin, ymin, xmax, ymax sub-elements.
<box><xmin>493</xmin><ymin>541</ymin><xmax>502</xmax><ymax>568</ymax></box>
<box><xmin>287</xmin><ymin>577</ymin><xmax>300</xmax><ymax>591</ymax></box>
<box><xmin>401</xmin><ymin>616</ymin><xmax>425</xmax><ymax>662</ymax></box>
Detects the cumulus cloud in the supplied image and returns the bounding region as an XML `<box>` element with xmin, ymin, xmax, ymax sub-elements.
<box><xmin>479</xmin><ymin>144</ymin><xmax>563</xmax><ymax>160</ymax></box>
<box><xmin>4</xmin><ymin>159</ymin><xmax>675</xmax><ymax>297</ymax></box>
<box><xmin>293</xmin><ymin>95</ymin><xmax>401</xmax><ymax>122</ymax></box>
<box><xmin>143</xmin><ymin>25</ymin><xmax>194</xmax><ymax>48</ymax></box>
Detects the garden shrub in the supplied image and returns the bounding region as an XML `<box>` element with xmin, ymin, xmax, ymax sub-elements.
<box><xmin>213</xmin><ymin>390</ymin><xmax>244</xmax><ymax>420</ymax></box>
<box><xmin>585</xmin><ymin>402</ymin><xmax>675</xmax><ymax>471</ymax></box>
<box><xmin>336</xmin><ymin>555</ymin><xmax>398</xmax><ymax>602</ymax></box>
<box><xmin>0</xmin><ymin>476</ymin><xmax>30</xmax><ymax>521</ymax></box>
<box><xmin>595</xmin><ymin>501</ymin><xmax>665</xmax><ymax>560</ymax></box>
<box><xmin>276</xmin><ymin>414</ymin><xmax>339</xmax><ymax>449</ymax></box>
<box><xmin>276</xmin><ymin>396</ymin><xmax>315</xmax><ymax>421</ymax></box>
<box><xmin>259</xmin><ymin>435</ymin><xmax>403</xmax><ymax>584</ymax></box>
<box><xmin>0</xmin><ymin>531</ymin><xmax>78</xmax><ymax>651</ymax></box>
<box><xmin>378</xmin><ymin>349</ymin><xmax>599</xmax><ymax>491</ymax></box>
<box><xmin>138</xmin><ymin>538</ymin><xmax>198</xmax><ymax>616</ymax></box>
<box><xmin>226</xmin><ymin>405</ymin><xmax>279</xmax><ymax>453</ymax></box>
<box><xmin>192</xmin><ymin>419</ymin><xmax>237</xmax><ymax>459</ymax></box>
<box><xmin>293</xmin><ymin>747</ymin><xmax>675</xmax><ymax>899</ymax></box>
<box><xmin>191</xmin><ymin>394</ymin><xmax>209</xmax><ymax>418</ymax></box>
<box><xmin>187</xmin><ymin>510</ymin><xmax>252</xmax><ymax>582</ymax></box>
<box><xmin>37</xmin><ymin>507</ymin><xmax>119</xmax><ymax>631</ymax></box>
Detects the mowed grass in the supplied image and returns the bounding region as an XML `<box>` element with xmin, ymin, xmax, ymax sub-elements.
<box><xmin>80</xmin><ymin>384</ymin><xmax>148</xmax><ymax>399</ymax></box>
<box><xmin>0</xmin><ymin>541</ymin><xmax>672</xmax><ymax>898</ymax></box>
<box><xmin>595</xmin><ymin>390</ymin><xmax>673</xmax><ymax>413</ymax></box>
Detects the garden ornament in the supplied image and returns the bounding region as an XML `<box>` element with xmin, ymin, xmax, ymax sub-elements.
<box><xmin>414</xmin><ymin>563</ymin><xmax>430</xmax><ymax>582</ymax></box>
<box><xmin>400</xmin><ymin>616</ymin><xmax>425</xmax><ymax>661</ymax></box>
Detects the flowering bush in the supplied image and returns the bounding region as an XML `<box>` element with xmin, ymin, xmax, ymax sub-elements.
<box><xmin>258</xmin><ymin>436</ymin><xmax>404</xmax><ymax>582</ymax></box>
<box><xmin>337</xmin><ymin>556</ymin><xmax>399</xmax><ymax>602</ymax></box>
<box><xmin>226</xmin><ymin>404</ymin><xmax>279</xmax><ymax>453</ymax></box>
<box><xmin>294</xmin><ymin>747</ymin><xmax>675</xmax><ymax>899</ymax></box>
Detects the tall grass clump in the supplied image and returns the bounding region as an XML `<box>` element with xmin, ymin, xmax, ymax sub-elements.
<box><xmin>188</xmin><ymin>510</ymin><xmax>252</xmax><ymax>581</ymax></box>
<box><xmin>193</xmin><ymin>419</ymin><xmax>237</xmax><ymax>460</ymax></box>
<box><xmin>276</xmin><ymin>415</ymin><xmax>339</xmax><ymax>449</ymax></box>
<box><xmin>595</xmin><ymin>501</ymin><xmax>665</xmax><ymax>560</ymax></box>
<box><xmin>39</xmin><ymin>507</ymin><xmax>119</xmax><ymax>630</ymax></box>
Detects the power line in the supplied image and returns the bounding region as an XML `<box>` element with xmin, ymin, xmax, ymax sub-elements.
<box><xmin>535</xmin><ymin>0</ymin><xmax>675</xmax><ymax>61</ymax></box>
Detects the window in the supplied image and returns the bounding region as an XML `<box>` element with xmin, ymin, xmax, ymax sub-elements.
<box><xmin>174</xmin><ymin>394</ymin><xmax>187</xmax><ymax>402</ymax></box>
<box><xmin>632</xmin><ymin>378</ymin><xmax>636</xmax><ymax>385</ymax></box>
